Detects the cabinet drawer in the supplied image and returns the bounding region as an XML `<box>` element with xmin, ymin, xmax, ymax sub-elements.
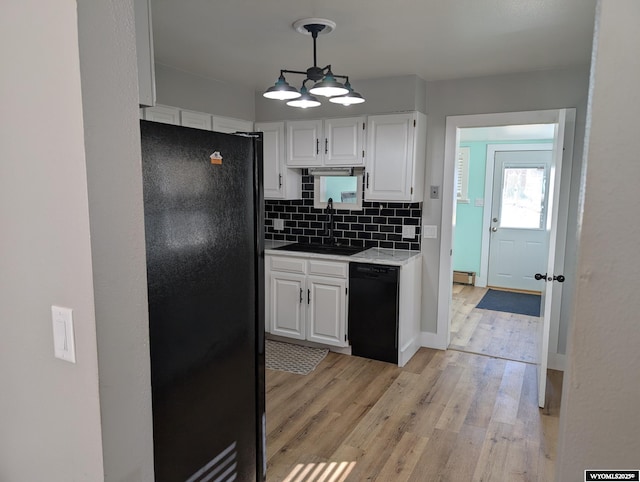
<box><xmin>308</xmin><ymin>260</ymin><xmax>348</xmax><ymax>278</ymax></box>
<box><xmin>270</xmin><ymin>256</ymin><xmax>306</xmax><ymax>274</ymax></box>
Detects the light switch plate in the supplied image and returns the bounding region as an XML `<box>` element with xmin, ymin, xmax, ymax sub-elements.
<box><xmin>402</xmin><ymin>225</ymin><xmax>416</xmax><ymax>239</ymax></box>
<box><xmin>273</xmin><ymin>219</ymin><xmax>284</xmax><ymax>231</ymax></box>
<box><xmin>52</xmin><ymin>305</ymin><xmax>76</xmax><ymax>363</ymax></box>
<box><xmin>474</xmin><ymin>198</ymin><xmax>484</xmax><ymax>207</ymax></box>
<box><xmin>423</xmin><ymin>225</ymin><xmax>438</xmax><ymax>239</ymax></box>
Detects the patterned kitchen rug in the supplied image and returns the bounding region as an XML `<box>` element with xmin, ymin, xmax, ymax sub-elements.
<box><xmin>265</xmin><ymin>339</ymin><xmax>328</xmax><ymax>375</ymax></box>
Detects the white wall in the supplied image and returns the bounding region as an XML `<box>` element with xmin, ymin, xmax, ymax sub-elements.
<box><xmin>422</xmin><ymin>67</ymin><xmax>590</xmax><ymax>352</ymax></box>
<box><xmin>0</xmin><ymin>1</ymin><xmax>104</xmax><ymax>480</ymax></box>
<box><xmin>0</xmin><ymin>1</ymin><xmax>154</xmax><ymax>480</ymax></box>
<box><xmin>156</xmin><ymin>62</ymin><xmax>255</xmax><ymax>120</ymax></box>
<box><xmin>557</xmin><ymin>1</ymin><xmax>640</xmax><ymax>478</ymax></box>
<box><xmin>77</xmin><ymin>0</ymin><xmax>155</xmax><ymax>480</ymax></box>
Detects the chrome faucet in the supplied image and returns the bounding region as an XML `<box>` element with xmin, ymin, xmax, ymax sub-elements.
<box><xmin>325</xmin><ymin>197</ymin><xmax>336</xmax><ymax>245</ymax></box>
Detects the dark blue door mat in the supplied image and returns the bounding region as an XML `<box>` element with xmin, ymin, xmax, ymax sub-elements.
<box><xmin>476</xmin><ymin>289</ymin><xmax>541</xmax><ymax>317</ymax></box>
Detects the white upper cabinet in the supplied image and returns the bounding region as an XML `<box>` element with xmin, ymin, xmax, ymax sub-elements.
<box><xmin>365</xmin><ymin>112</ymin><xmax>426</xmax><ymax>202</ymax></box>
<box><xmin>256</xmin><ymin>122</ymin><xmax>301</xmax><ymax>200</ymax></box>
<box><xmin>180</xmin><ymin>110</ymin><xmax>212</xmax><ymax>130</ymax></box>
<box><xmin>286</xmin><ymin>120</ymin><xmax>324</xmax><ymax>167</ymax></box>
<box><xmin>142</xmin><ymin>105</ymin><xmax>254</xmax><ymax>135</ymax></box>
<box><xmin>324</xmin><ymin>117</ymin><xmax>366</xmax><ymax>166</ymax></box>
<box><xmin>143</xmin><ymin>105</ymin><xmax>180</xmax><ymax>125</ymax></box>
<box><xmin>212</xmin><ymin>116</ymin><xmax>253</xmax><ymax>134</ymax></box>
<box><xmin>286</xmin><ymin>117</ymin><xmax>365</xmax><ymax>167</ymax></box>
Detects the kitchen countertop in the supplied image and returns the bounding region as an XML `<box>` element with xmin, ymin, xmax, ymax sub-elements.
<box><xmin>264</xmin><ymin>240</ymin><xmax>422</xmax><ymax>266</ymax></box>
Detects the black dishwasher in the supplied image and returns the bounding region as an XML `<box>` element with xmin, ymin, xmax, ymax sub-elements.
<box><xmin>348</xmin><ymin>263</ymin><xmax>399</xmax><ymax>364</ymax></box>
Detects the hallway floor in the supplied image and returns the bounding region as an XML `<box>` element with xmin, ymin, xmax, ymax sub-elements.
<box><xmin>449</xmin><ymin>284</ymin><xmax>539</xmax><ymax>363</ymax></box>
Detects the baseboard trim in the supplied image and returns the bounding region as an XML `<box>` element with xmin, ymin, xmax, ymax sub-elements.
<box><xmin>548</xmin><ymin>353</ymin><xmax>566</xmax><ymax>372</ymax></box>
<box><xmin>420</xmin><ymin>331</ymin><xmax>447</xmax><ymax>350</ymax></box>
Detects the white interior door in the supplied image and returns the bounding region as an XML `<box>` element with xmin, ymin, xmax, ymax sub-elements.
<box><xmin>488</xmin><ymin>150</ymin><xmax>552</xmax><ymax>292</ymax></box>
<box><xmin>536</xmin><ymin>110</ymin><xmax>567</xmax><ymax>408</ymax></box>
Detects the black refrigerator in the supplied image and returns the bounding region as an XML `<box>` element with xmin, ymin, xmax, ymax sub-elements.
<box><xmin>140</xmin><ymin>120</ymin><xmax>265</xmax><ymax>482</ymax></box>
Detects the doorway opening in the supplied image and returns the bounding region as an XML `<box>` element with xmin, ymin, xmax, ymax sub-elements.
<box><xmin>437</xmin><ymin>109</ymin><xmax>576</xmax><ymax>408</ymax></box>
<box><xmin>449</xmin><ymin>126</ymin><xmax>555</xmax><ymax>363</ymax></box>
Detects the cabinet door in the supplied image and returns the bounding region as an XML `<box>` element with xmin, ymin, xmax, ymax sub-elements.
<box><xmin>212</xmin><ymin>116</ymin><xmax>253</xmax><ymax>134</ymax></box>
<box><xmin>324</xmin><ymin>117</ymin><xmax>365</xmax><ymax>166</ymax></box>
<box><xmin>270</xmin><ymin>272</ymin><xmax>306</xmax><ymax>340</ymax></box>
<box><xmin>180</xmin><ymin>110</ymin><xmax>212</xmax><ymax>130</ymax></box>
<box><xmin>257</xmin><ymin>122</ymin><xmax>286</xmax><ymax>199</ymax></box>
<box><xmin>286</xmin><ymin>120</ymin><xmax>323</xmax><ymax>167</ymax></box>
<box><xmin>365</xmin><ymin>113</ymin><xmax>415</xmax><ymax>201</ymax></box>
<box><xmin>143</xmin><ymin>105</ymin><xmax>180</xmax><ymax>125</ymax></box>
<box><xmin>307</xmin><ymin>276</ymin><xmax>347</xmax><ymax>347</ymax></box>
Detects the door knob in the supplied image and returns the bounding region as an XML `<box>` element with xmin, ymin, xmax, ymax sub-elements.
<box><xmin>493</xmin><ymin>217</ymin><xmax>498</xmax><ymax>222</ymax></box>
<box><xmin>491</xmin><ymin>227</ymin><xmax>498</xmax><ymax>232</ymax></box>
<box><xmin>535</xmin><ymin>273</ymin><xmax>565</xmax><ymax>282</ymax></box>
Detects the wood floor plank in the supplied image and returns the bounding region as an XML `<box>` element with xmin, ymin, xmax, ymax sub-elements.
<box><xmin>374</xmin><ymin>431</ymin><xmax>429</xmax><ymax>481</ymax></box>
<box><xmin>438</xmin><ymin>423</ymin><xmax>488</xmax><ymax>482</ymax></box>
<box><xmin>406</xmin><ymin>428</ymin><xmax>458</xmax><ymax>482</ymax></box>
<box><xmin>266</xmin><ymin>347</ymin><xmax>563</xmax><ymax>482</ymax></box>
<box><xmin>491</xmin><ymin>360</ymin><xmax>527</xmax><ymax>425</ymax></box>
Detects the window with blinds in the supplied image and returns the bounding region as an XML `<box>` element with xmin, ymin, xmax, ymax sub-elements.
<box><xmin>456</xmin><ymin>147</ymin><xmax>470</xmax><ymax>203</ymax></box>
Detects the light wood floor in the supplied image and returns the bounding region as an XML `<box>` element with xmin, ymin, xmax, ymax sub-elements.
<box><xmin>266</xmin><ymin>348</ymin><xmax>562</xmax><ymax>481</ymax></box>
<box><xmin>449</xmin><ymin>284</ymin><xmax>539</xmax><ymax>363</ymax></box>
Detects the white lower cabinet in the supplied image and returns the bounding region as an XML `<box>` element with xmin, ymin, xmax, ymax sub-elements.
<box><xmin>270</xmin><ymin>272</ymin><xmax>306</xmax><ymax>340</ymax></box>
<box><xmin>266</xmin><ymin>255</ymin><xmax>348</xmax><ymax>348</ymax></box>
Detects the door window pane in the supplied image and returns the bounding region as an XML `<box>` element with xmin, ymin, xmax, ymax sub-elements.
<box><xmin>500</xmin><ymin>167</ymin><xmax>546</xmax><ymax>229</ymax></box>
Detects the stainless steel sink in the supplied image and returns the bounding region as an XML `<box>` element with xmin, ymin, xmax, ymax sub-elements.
<box><xmin>274</xmin><ymin>242</ymin><xmax>368</xmax><ymax>256</ymax></box>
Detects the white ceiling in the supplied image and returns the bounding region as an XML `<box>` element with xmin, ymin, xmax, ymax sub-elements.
<box><xmin>150</xmin><ymin>0</ymin><xmax>597</xmax><ymax>92</ymax></box>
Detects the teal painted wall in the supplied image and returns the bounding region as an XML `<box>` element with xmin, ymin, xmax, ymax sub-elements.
<box><xmin>453</xmin><ymin>139</ymin><xmax>553</xmax><ymax>277</ymax></box>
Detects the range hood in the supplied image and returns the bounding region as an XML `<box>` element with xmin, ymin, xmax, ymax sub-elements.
<box><xmin>308</xmin><ymin>167</ymin><xmax>364</xmax><ymax>176</ymax></box>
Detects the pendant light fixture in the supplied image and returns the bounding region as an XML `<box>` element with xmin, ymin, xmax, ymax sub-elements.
<box><xmin>263</xmin><ymin>18</ymin><xmax>365</xmax><ymax>108</ymax></box>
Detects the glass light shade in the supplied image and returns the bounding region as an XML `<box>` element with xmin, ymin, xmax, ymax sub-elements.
<box><xmin>329</xmin><ymin>91</ymin><xmax>365</xmax><ymax>105</ymax></box>
<box><xmin>286</xmin><ymin>86</ymin><xmax>321</xmax><ymax>108</ymax></box>
<box><xmin>329</xmin><ymin>81</ymin><xmax>365</xmax><ymax>105</ymax></box>
<box><xmin>309</xmin><ymin>73</ymin><xmax>348</xmax><ymax>97</ymax></box>
<box><xmin>263</xmin><ymin>75</ymin><xmax>301</xmax><ymax>100</ymax></box>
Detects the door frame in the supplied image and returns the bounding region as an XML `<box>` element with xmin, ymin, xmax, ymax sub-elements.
<box><xmin>437</xmin><ymin>109</ymin><xmax>576</xmax><ymax>372</ymax></box>
<box><xmin>478</xmin><ymin>143</ymin><xmax>553</xmax><ymax>288</ymax></box>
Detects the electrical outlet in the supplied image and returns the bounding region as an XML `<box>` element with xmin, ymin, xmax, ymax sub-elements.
<box><xmin>402</xmin><ymin>225</ymin><xmax>416</xmax><ymax>239</ymax></box>
<box><xmin>430</xmin><ymin>185</ymin><xmax>440</xmax><ymax>199</ymax></box>
<box><xmin>273</xmin><ymin>219</ymin><xmax>284</xmax><ymax>231</ymax></box>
